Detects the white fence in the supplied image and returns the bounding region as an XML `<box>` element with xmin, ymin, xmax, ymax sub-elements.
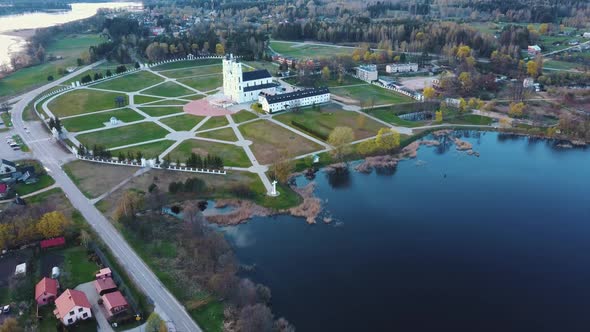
<box><xmin>77</xmin><ymin>155</ymin><xmax>226</xmax><ymax>175</ymax></box>
<box><xmin>148</xmin><ymin>55</ymin><xmax>225</xmax><ymax>68</ymax></box>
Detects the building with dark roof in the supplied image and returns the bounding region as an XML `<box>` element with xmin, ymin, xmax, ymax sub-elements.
<box><xmin>259</xmin><ymin>87</ymin><xmax>331</xmax><ymax>113</ymax></box>
<box><xmin>242</xmin><ymin>70</ymin><xmax>271</xmax><ymax>82</ymax></box>
<box><xmin>0</xmin><ymin>159</ymin><xmax>17</xmax><ymax>175</ymax></box>
<box><xmin>223</xmin><ymin>54</ymin><xmax>277</xmax><ymax>103</ymax></box>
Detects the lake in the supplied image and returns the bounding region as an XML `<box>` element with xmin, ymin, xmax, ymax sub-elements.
<box><xmin>221</xmin><ymin>131</ymin><xmax>590</xmax><ymax>332</ymax></box>
<box><xmin>0</xmin><ymin>2</ymin><xmax>142</xmax><ymax>66</ymax></box>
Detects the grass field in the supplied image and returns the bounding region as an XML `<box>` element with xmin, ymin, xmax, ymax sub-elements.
<box><xmin>197</xmin><ymin>127</ymin><xmax>237</xmax><ymax>141</ymax></box>
<box><xmin>544</xmin><ymin>60</ymin><xmax>580</xmax><ymax>70</ymax></box>
<box><xmin>366</xmin><ymin>108</ymin><xmax>425</xmax><ymax>127</ymax></box>
<box><xmin>133</xmin><ymin>95</ymin><xmax>164</xmax><ymax>104</ymax></box>
<box><xmin>137</xmin><ymin>106</ymin><xmax>184</xmax><ymax>117</ymax></box>
<box><xmin>160</xmin><ymin>114</ymin><xmax>205</xmax><ymax>131</ymax></box>
<box><xmin>240</xmin><ymin>120</ymin><xmax>323</xmax><ymax>164</ymax></box>
<box><xmin>142</xmin><ymin>81</ymin><xmax>195</xmax><ymax>97</ymax></box>
<box><xmin>61</xmin><ymin>246</ymin><xmax>100</xmax><ymax>289</ymax></box>
<box><xmin>198</xmin><ymin>116</ymin><xmax>229</xmax><ymax>131</ymax></box>
<box><xmin>111</xmin><ymin>140</ymin><xmax>175</xmax><ymax>159</ymax></box>
<box><xmin>92</xmin><ymin>71</ymin><xmax>163</xmax><ymax>92</ymax></box>
<box><xmin>76</xmin><ymin>122</ymin><xmax>169</xmax><ymax>148</ymax></box>
<box><xmin>231</xmin><ymin>110</ymin><xmax>258</xmax><ymax>123</ymax></box>
<box><xmin>330</xmin><ymin>84</ymin><xmax>414</xmax><ymax>106</ymax></box>
<box><xmin>63</xmin><ymin>159</ymin><xmax>139</xmax><ymax>198</ymax></box>
<box><xmin>0</xmin><ymin>33</ymin><xmax>105</xmax><ymax>98</ymax></box>
<box><xmin>158</xmin><ymin>64</ymin><xmax>222</xmax><ymax>78</ymax></box>
<box><xmin>151</xmin><ymin>59</ymin><xmax>221</xmax><ymax>70</ymax></box>
<box><xmin>143</xmin><ymin>98</ymin><xmax>189</xmax><ymax>106</ymax></box>
<box><xmin>270</xmin><ymin>40</ymin><xmax>358</xmax><ymax>59</ymax></box>
<box><xmin>168</xmin><ymin>139</ymin><xmax>251</xmax><ymax>167</ymax></box>
<box><xmin>243</xmin><ymin>61</ymin><xmax>279</xmax><ymax>76</ymax></box>
<box><xmin>178</xmin><ymin>75</ymin><xmax>223</xmax><ymax>92</ymax></box>
<box><xmin>14</xmin><ymin>174</ymin><xmax>55</xmax><ymax>195</ymax></box>
<box><xmin>285</xmin><ymin>74</ymin><xmax>366</xmax><ymax>88</ymax></box>
<box><xmin>62</xmin><ymin>108</ymin><xmax>144</xmax><ymax>132</ymax></box>
<box><xmin>275</xmin><ymin>104</ymin><xmax>383</xmax><ymax>140</ymax></box>
<box><xmin>48</xmin><ymin>89</ymin><xmax>125</xmax><ymax>117</ymax></box>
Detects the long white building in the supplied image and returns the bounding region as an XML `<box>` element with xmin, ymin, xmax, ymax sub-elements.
<box><xmin>386</xmin><ymin>63</ymin><xmax>418</xmax><ymax>73</ymax></box>
<box><xmin>356</xmin><ymin>64</ymin><xmax>378</xmax><ymax>82</ymax></box>
<box><xmin>258</xmin><ymin>88</ymin><xmax>330</xmax><ymax>113</ymax></box>
<box><xmin>222</xmin><ymin>54</ymin><xmax>277</xmax><ymax>103</ymax></box>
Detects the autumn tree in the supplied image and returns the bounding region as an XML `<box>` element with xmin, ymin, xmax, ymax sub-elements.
<box><xmin>375</xmin><ymin>128</ymin><xmax>401</xmax><ymax>151</ymax></box>
<box><xmin>356</xmin><ymin>114</ymin><xmax>366</xmax><ymax>129</ymax></box>
<box><xmin>215</xmin><ymin>43</ymin><xmax>225</xmax><ymax>56</ymax></box>
<box><xmin>526</xmin><ymin>60</ymin><xmax>538</xmax><ymax>78</ymax></box>
<box><xmin>146</xmin><ymin>312</ymin><xmax>168</xmax><ymax>332</ymax></box>
<box><xmin>321</xmin><ymin>66</ymin><xmax>331</xmax><ymax>81</ymax></box>
<box><xmin>114</xmin><ymin>190</ymin><xmax>144</xmax><ymax>221</ymax></box>
<box><xmin>328</xmin><ymin>127</ymin><xmax>354</xmax><ymax>161</ymax></box>
<box><xmin>356</xmin><ymin>139</ymin><xmax>378</xmax><ymax>156</ymax></box>
<box><xmin>270</xmin><ymin>151</ymin><xmax>294</xmax><ymax>184</ymax></box>
<box><xmin>459</xmin><ymin>98</ymin><xmax>468</xmax><ymax>113</ymax></box>
<box><xmin>0</xmin><ymin>318</ymin><xmax>23</xmax><ymax>332</ymax></box>
<box><xmin>37</xmin><ymin>211</ymin><xmax>69</xmax><ymax>239</ymax></box>
<box><xmin>435</xmin><ymin>110</ymin><xmax>443</xmax><ymax>122</ymax></box>
<box><xmin>508</xmin><ymin>102</ymin><xmax>526</xmax><ymax>118</ymax></box>
<box><xmin>236</xmin><ymin>304</ymin><xmax>274</xmax><ymax>332</ymax></box>
<box><xmin>423</xmin><ymin>87</ymin><xmax>436</xmax><ymax>100</ymax></box>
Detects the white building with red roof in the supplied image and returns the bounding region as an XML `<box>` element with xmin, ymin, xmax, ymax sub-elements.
<box><xmin>53</xmin><ymin>289</ymin><xmax>92</xmax><ymax>326</ymax></box>
<box><xmin>35</xmin><ymin>277</ymin><xmax>58</xmax><ymax>306</ymax></box>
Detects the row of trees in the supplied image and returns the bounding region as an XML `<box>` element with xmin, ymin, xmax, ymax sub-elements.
<box><xmin>185</xmin><ymin>152</ymin><xmax>224</xmax><ymax>170</ymax></box>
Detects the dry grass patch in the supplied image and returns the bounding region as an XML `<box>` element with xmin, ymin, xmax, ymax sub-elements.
<box><xmin>63</xmin><ymin>160</ymin><xmax>138</xmax><ymax>198</ymax></box>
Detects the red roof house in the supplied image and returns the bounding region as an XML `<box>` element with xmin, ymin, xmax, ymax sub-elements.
<box><xmin>96</xmin><ymin>267</ymin><xmax>112</xmax><ymax>280</ymax></box>
<box><xmin>35</xmin><ymin>277</ymin><xmax>58</xmax><ymax>306</ymax></box>
<box><xmin>94</xmin><ymin>276</ymin><xmax>118</xmax><ymax>296</ymax></box>
<box><xmin>0</xmin><ymin>183</ymin><xmax>8</xmax><ymax>198</ymax></box>
<box><xmin>40</xmin><ymin>237</ymin><xmax>65</xmax><ymax>249</ymax></box>
<box><xmin>102</xmin><ymin>291</ymin><xmax>129</xmax><ymax>318</ymax></box>
<box><xmin>53</xmin><ymin>289</ymin><xmax>92</xmax><ymax>326</ymax></box>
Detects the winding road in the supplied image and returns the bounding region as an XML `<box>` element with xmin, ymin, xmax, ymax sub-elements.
<box><xmin>7</xmin><ymin>62</ymin><xmax>201</xmax><ymax>332</ymax></box>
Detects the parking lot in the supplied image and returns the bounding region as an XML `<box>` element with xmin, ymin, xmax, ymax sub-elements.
<box><xmin>1</xmin><ymin>128</ymin><xmax>31</xmax><ymax>161</ymax></box>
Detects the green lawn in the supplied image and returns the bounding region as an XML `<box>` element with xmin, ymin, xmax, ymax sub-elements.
<box><xmin>168</xmin><ymin>139</ymin><xmax>251</xmax><ymax>167</ymax></box>
<box><xmin>137</xmin><ymin>106</ymin><xmax>184</xmax><ymax>117</ymax></box>
<box><xmin>133</xmin><ymin>95</ymin><xmax>163</xmax><ymax>104</ymax></box>
<box><xmin>1</xmin><ymin>112</ymin><xmax>12</xmax><ymax>127</ymax></box>
<box><xmin>191</xmin><ymin>300</ymin><xmax>224</xmax><ymax>332</ymax></box>
<box><xmin>62</xmin><ymin>108</ymin><xmax>144</xmax><ymax>132</ymax></box>
<box><xmin>366</xmin><ymin>109</ymin><xmax>425</xmax><ymax>127</ymax></box>
<box><xmin>14</xmin><ymin>174</ymin><xmax>55</xmax><ymax>195</ymax></box>
<box><xmin>243</xmin><ymin>61</ymin><xmax>279</xmax><ymax>76</ymax></box>
<box><xmin>178</xmin><ymin>75</ymin><xmax>223</xmax><ymax>92</ymax></box>
<box><xmin>110</xmin><ymin>140</ymin><xmax>175</xmax><ymax>159</ymax></box>
<box><xmin>61</xmin><ymin>246</ymin><xmax>99</xmax><ymax>289</ymax></box>
<box><xmin>76</xmin><ymin>122</ymin><xmax>169</xmax><ymax>148</ymax></box>
<box><xmin>330</xmin><ymin>84</ymin><xmax>415</xmax><ymax>106</ymax></box>
<box><xmin>274</xmin><ymin>104</ymin><xmax>383</xmax><ymax>140</ymax></box>
<box><xmin>159</xmin><ymin>64</ymin><xmax>222</xmax><ymax>79</ymax></box>
<box><xmin>447</xmin><ymin>114</ymin><xmax>493</xmax><ymax>126</ymax></box>
<box><xmin>144</xmin><ymin>98</ymin><xmax>189</xmax><ymax>106</ymax></box>
<box><xmin>48</xmin><ymin>89</ymin><xmax>126</xmax><ymax>117</ymax></box>
<box><xmin>160</xmin><ymin>114</ymin><xmax>205</xmax><ymax>131</ymax></box>
<box><xmin>92</xmin><ymin>71</ymin><xmax>164</xmax><ymax>92</ymax></box>
<box><xmin>198</xmin><ymin>116</ymin><xmax>229</xmax><ymax>131</ymax></box>
<box><xmin>231</xmin><ymin>110</ymin><xmax>258</xmax><ymax>123</ymax></box>
<box><xmin>285</xmin><ymin>74</ymin><xmax>366</xmax><ymax>88</ymax></box>
<box><xmin>0</xmin><ymin>33</ymin><xmax>105</xmax><ymax>98</ymax></box>
<box><xmin>197</xmin><ymin>127</ymin><xmax>237</xmax><ymax>141</ymax></box>
<box><xmin>151</xmin><ymin>59</ymin><xmax>221</xmax><ymax>70</ymax></box>
<box><xmin>270</xmin><ymin>40</ymin><xmax>357</xmax><ymax>59</ymax></box>
<box><xmin>142</xmin><ymin>81</ymin><xmax>195</xmax><ymax>97</ymax></box>
<box><xmin>544</xmin><ymin>60</ymin><xmax>580</xmax><ymax>70</ymax></box>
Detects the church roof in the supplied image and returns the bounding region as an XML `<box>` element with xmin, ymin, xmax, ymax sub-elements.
<box><xmin>242</xmin><ymin>69</ymin><xmax>271</xmax><ymax>82</ymax></box>
<box><xmin>264</xmin><ymin>87</ymin><xmax>330</xmax><ymax>105</ymax></box>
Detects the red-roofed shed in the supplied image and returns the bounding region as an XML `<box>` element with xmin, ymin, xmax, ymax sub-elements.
<box><xmin>94</xmin><ymin>276</ymin><xmax>118</xmax><ymax>296</ymax></box>
<box><xmin>35</xmin><ymin>277</ymin><xmax>58</xmax><ymax>306</ymax></box>
<box><xmin>40</xmin><ymin>237</ymin><xmax>65</xmax><ymax>249</ymax></box>
<box><xmin>102</xmin><ymin>291</ymin><xmax>129</xmax><ymax>318</ymax></box>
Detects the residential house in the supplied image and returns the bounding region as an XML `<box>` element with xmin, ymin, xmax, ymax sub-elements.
<box><xmin>96</xmin><ymin>267</ymin><xmax>112</xmax><ymax>280</ymax></box>
<box><xmin>0</xmin><ymin>159</ymin><xmax>17</xmax><ymax>175</ymax></box>
<box><xmin>356</xmin><ymin>65</ymin><xmax>378</xmax><ymax>82</ymax></box>
<box><xmin>53</xmin><ymin>289</ymin><xmax>92</xmax><ymax>326</ymax></box>
<box><xmin>102</xmin><ymin>291</ymin><xmax>129</xmax><ymax>318</ymax></box>
<box><xmin>94</xmin><ymin>277</ymin><xmax>118</xmax><ymax>296</ymax></box>
<box><xmin>35</xmin><ymin>277</ymin><xmax>58</xmax><ymax>306</ymax></box>
<box><xmin>0</xmin><ymin>183</ymin><xmax>8</xmax><ymax>198</ymax></box>
<box><xmin>528</xmin><ymin>45</ymin><xmax>542</xmax><ymax>56</ymax></box>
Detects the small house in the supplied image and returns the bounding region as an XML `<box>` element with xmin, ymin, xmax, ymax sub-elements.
<box><xmin>94</xmin><ymin>277</ymin><xmax>117</xmax><ymax>296</ymax></box>
<box><xmin>53</xmin><ymin>289</ymin><xmax>92</xmax><ymax>326</ymax></box>
<box><xmin>0</xmin><ymin>183</ymin><xmax>8</xmax><ymax>198</ymax></box>
<box><xmin>102</xmin><ymin>291</ymin><xmax>129</xmax><ymax>318</ymax></box>
<box><xmin>35</xmin><ymin>277</ymin><xmax>58</xmax><ymax>306</ymax></box>
<box><xmin>527</xmin><ymin>45</ymin><xmax>542</xmax><ymax>56</ymax></box>
<box><xmin>0</xmin><ymin>159</ymin><xmax>16</xmax><ymax>175</ymax></box>
<box><xmin>96</xmin><ymin>267</ymin><xmax>112</xmax><ymax>280</ymax></box>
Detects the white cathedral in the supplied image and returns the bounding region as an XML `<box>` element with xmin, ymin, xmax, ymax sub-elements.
<box><xmin>222</xmin><ymin>54</ymin><xmax>277</xmax><ymax>103</ymax></box>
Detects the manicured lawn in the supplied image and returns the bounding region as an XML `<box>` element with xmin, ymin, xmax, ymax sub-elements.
<box><xmin>168</xmin><ymin>139</ymin><xmax>251</xmax><ymax>167</ymax></box>
<box><xmin>232</xmin><ymin>110</ymin><xmax>258</xmax><ymax>123</ymax></box>
<box><xmin>0</xmin><ymin>33</ymin><xmax>105</xmax><ymax>98</ymax></box>
<box><xmin>178</xmin><ymin>74</ymin><xmax>223</xmax><ymax>92</ymax></box>
<box><xmin>159</xmin><ymin>64</ymin><xmax>222</xmax><ymax>79</ymax></box>
<box><xmin>240</xmin><ymin>120</ymin><xmax>323</xmax><ymax>164</ymax></box>
<box><xmin>275</xmin><ymin>104</ymin><xmax>383</xmax><ymax>140</ymax></box>
<box><xmin>62</xmin><ymin>108</ymin><xmax>144</xmax><ymax>132</ymax></box>
<box><xmin>198</xmin><ymin>116</ymin><xmax>229</xmax><ymax>131</ymax></box>
<box><xmin>197</xmin><ymin>127</ymin><xmax>237</xmax><ymax>141</ymax></box>
<box><xmin>160</xmin><ymin>114</ymin><xmax>206</xmax><ymax>131</ymax></box>
<box><xmin>270</xmin><ymin>40</ymin><xmax>357</xmax><ymax>58</ymax></box>
<box><xmin>111</xmin><ymin>140</ymin><xmax>175</xmax><ymax>159</ymax></box>
<box><xmin>76</xmin><ymin>122</ymin><xmax>169</xmax><ymax>148</ymax></box>
<box><xmin>151</xmin><ymin>59</ymin><xmax>221</xmax><ymax>70</ymax></box>
<box><xmin>447</xmin><ymin>114</ymin><xmax>493</xmax><ymax>125</ymax></box>
<box><xmin>137</xmin><ymin>106</ymin><xmax>184</xmax><ymax>117</ymax></box>
<box><xmin>133</xmin><ymin>95</ymin><xmax>163</xmax><ymax>104</ymax></box>
<box><xmin>142</xmin><ymin>81</ymin><xmax>195</xmax><ymax>97</ymax></box>
<box><xmin>285</xmin><ymin>74</ymin><xmax>366</xmax><ymax>88</ymax></box>
<box><xmin>366</xmin><ymin>109</ymin><xmax>425</xmax><ymax>127</ymax></box>
<box><xmin>145</xmin><ymin>98</ymin><xmax>189</xmax><ymax>106</ymax></box>
<box><xmin>330</xmin><ymin>84</ymin><xmax>414</xmax><ymax>106</ymax></box>
<box><xmin>61</xmin><ymin>246</ymin><xmax>99</xmax><ymax>289</ymax></box>
<box><xmin>48</xmin><ymin>89</ymin><xmax>126</xmax><ymax>117</ymax></box>
<box><xmin>243</xmin><ymin>61</ymin><xmax>279</xmax><ymax>76</ymax></box>
<box><xmin>14</xmin><ymin>174</ymin><xmax>55</xmax><ymax>195</ymax></box>
<box><xmin>92</xmin><ymin>71</ymin><xmax>163</xmax><ymax>92</ymax></box>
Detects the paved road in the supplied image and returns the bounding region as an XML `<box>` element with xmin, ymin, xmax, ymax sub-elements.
<box><xmin>7</xmin><ymin>62</ymin><xmax>201</xmax><ymax>332</ymax></box>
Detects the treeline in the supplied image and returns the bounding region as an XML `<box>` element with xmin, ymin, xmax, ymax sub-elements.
<box><xmin>0</xmin><ymin>207</ymin><xmax>74</xmax><ymax>249</ymax></box>
<box><xmin>0</xmin><ymin>1</ymin><xmax>70</xmax><ymax>15</ymax></box>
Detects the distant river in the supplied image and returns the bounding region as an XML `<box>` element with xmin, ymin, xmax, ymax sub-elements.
<box><xmin>0</xmin><ymin>2</ymin><xmax>142</xmax><ymax>67</ymax></box>
<box><xmin>220</xmin><ymin>132</ymin><xmax>590</xmax><ymax>332</ymax></box>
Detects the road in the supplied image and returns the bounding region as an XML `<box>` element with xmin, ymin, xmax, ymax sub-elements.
<box><xmin>7</xmin><ymin>62</ymin><xmax>201</xmax><ymax>332</ymax></box>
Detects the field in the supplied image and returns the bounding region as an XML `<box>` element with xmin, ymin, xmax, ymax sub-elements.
<box><xmin>330</xmin><ymin>84</ymin><xmax>415</xmax><ymax>106</ymax></box>
<box><xmin>110</xmin><ymin>140</ymin><xmax>175</xmax><ymax>159</ymax></box>
<box><xmin>178</xmin><ymin>75</ymin><xmax>223</xmax><ymax>92</ymax></box>
<box><xmin>160</xmin><ymin>114</ymin><xmax>206</xmax><ymax>131</ymax></box>
<box><xmin>168</xmin><ymin>139</ymin><xmax>251</xmax><ymax>167</ymax></box>
<box><xmin>366</xmin><ymin>108</ymin><xmax>425</xmax><ymax>127</ymax></box>
<box><xmin>151</xmin><ymin>59</ymin><xmax>220</xmax><ymax>70</ymax></box>
<box><xmin>63</xmin><ymin>160</ymin><xmax>139</xmax><ymax>198</ymax></box>
<box><xmin>544</xmin><ymin>60</ymin><xmax>580</xmax><ymax>71</ymax></box>
<box><xmin>92</xmin><ymin>71</ymin><xmax>163</xmax><ymax>92</ymax></box>
<box><xmin>61</xmin><ymin>108</ymin><xmax>144</xmax><ymax>132</ymax></box>
<box><xmin>133</xmin><ymin>95</ymin><xmax>164</xmax><ymax>104</ymax></box>
<box><xmin>270</xmin><ymin>40</ymin><xmax>358</xmax><ymax>59</ymax></box>
<box><xmin>232</xmin><ymin>110</ymin><xmax>258</xmax><ymax>123</ymax></box>
<box><xmin>0</xmin><ymin>33</ymin><xmax>105</xmax><ymax>98</ymax></box>
<box><xmin>198</xmin><ymin>116</ymin><xmax>229</xmax><ymax>131</ymax></box>
<box><xmin>137</xmin><ymin>106</ymin><xmax>184</xmax><ymax>117</ymax></box>
<box><xmin>76</xmin><ymin>122</ymin><xmax>169</xmax><ymax>149</ymax></box>
<box><xmin>274</xmin><ymin>103</ymin><xmax>383</xmax><ymax>140</ymax></box>
<box><xmin>158</xmin><ymin>64</ymin><xmax>222</xmax><ymax>78</ymax></box>
<box><xmin>48</xmin><ymin>89</ymin><xmax>126</xmax><ymax>117</ymax></box>
<box><xmin>240</xmin><ymin>120</ymin><xmax>323</xmax><ymax>164</ymax></box>
<box><xmin>197</xmin><ymin>127</ymin><xmax>237</xmax><ymax>141</ymax></box>
<box><xmin>142</xmin><ymin>81</ymin><xmax>195</xmax><ymax>97</ymax></box>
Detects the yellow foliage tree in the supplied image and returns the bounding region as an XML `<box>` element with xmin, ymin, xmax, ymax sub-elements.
<box><xmin>508</xmin><ymin>102</ymin><xmax>526</xmax><ymax>118</ymax></box>
<box><xmin>37</xmin><ymin>211</ymin><xmax>69</xmax><ymax>239</ymax></box>
<box><xmin>375</xmin><ymin>128</ymin><xmax>401</xmax><ymax>151</ymax></box>
<box><xmin>356</xmin><ymin>140</ymin><xmax>378</xmax><ymax>156</ymax></box>
<box><xmin>423</xmin><ymin>87</ymin><xmax>436</xmax><ymax>100</ymax></box>
<box><xmin>435</xmin><ymin>110</ymin><xmax>443</xmax><ymax>122</ymax></box>
<box><xmin>455</xmin><ymin>45</ymin><xmax>472</xmax><ymax>59</ymax></box>
<box><xmin>363</xmin><ymin>51</ymin><xmax>372</xmax><ymax>62</ymax></box>
<box><xmin>321</xmin><ymin>66</ymin><xmax>331</xmax><ymax>81</ymax></box>
<box><xmin>539</xmin><ymin>23</ymin><xmax>549</xmax><ymax>34</ymax></box>
<box><xmin>459</xmin><ymin>98</ymin><xmax>468</xmax><ymax>113</ymax></box>
<box><xmin>215</xmin><ymin>43</ymin><xmax>225</xmax><ymax>56</ymax></box>
<box><xmin>328</xmin><ymin>127</ymin><xmax>355</xmax><ymax>161</ymax></box>
<box><xmin>526</xmin><ymin>61</ymin><xmax>538</xmax><ymax>78</ymax></box>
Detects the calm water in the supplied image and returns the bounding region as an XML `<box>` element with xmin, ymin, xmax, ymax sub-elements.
<box><xmin>0</xmin><ymin>2</ymin><xmax>141</xmax><ymax>66</ymax></box>
<box><xmin>221</xmin><ymin>132</ymin><xmax>590</xmax><ymax>332</ymax></box>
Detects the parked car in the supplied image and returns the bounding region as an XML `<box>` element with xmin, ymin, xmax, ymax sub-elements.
<box><xmin>2</xmin><ymin>305</ymin><xmax>9</xmax><ymax>313</ymax></box>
